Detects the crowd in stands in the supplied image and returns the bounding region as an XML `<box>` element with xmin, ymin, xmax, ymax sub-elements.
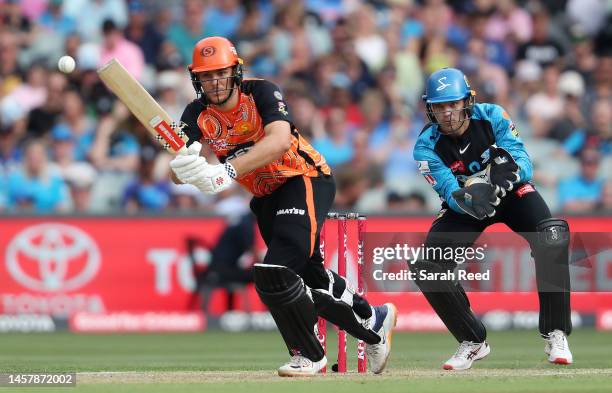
<box><xmin>0</xmin><ymin>0</ymin><xmax>610</xmax><ymax>215</ymax></box>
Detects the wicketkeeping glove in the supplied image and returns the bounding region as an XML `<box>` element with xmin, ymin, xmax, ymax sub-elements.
<box><xmin>452</xmin><ymin>180</ymin><xmax>500</xmax><ymax>220</ymax></box>
<box><xmin>487</xmin><ymin>146</ymin><xmax>520</xmax><ymax>197</ymax></box>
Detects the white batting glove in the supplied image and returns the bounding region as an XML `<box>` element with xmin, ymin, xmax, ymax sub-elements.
<box><xmin>169</xmin><ymin>141</ymin><xmax>208</xmax><ymax>185</ymax></box>
<box><xmin>192</xmin><ymin>162</ymin><xmax>234</xmax><ymax>194</ymax></box>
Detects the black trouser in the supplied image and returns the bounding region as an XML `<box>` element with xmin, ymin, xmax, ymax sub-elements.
<box><xmin>250</xmin><ymin>175</ymin><xmax>373</xmax><ymax>320</ymax></box>
<box><xmin>419</xmin><ymin>185</ymin><xmax>571</xmax><ymax>342</ymax></box>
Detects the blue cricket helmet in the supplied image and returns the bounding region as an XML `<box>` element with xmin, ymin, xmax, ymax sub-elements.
<box><xmin>422</xmin><ymin>68</ymin><xmax>476</xmax><ymax>131</ymax></box>
<box><xmin>423</xmin><ymin>68</ymin><xmax>473</xmax><ymax>103</ymax></box>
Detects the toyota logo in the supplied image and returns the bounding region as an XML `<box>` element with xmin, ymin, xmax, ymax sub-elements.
<box><xmin>6</xmin><ymin>223</ymin><xmax>101</xmax><ymax>292</ymax></box>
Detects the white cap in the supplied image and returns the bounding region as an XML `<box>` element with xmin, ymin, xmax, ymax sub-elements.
<box><xmin>558</xmin><ymin>70</ymin><xmax>585</xmax><ymax>97</ymax></box>
<box><xmin>515</xmin><ymin>60</ymin><xmax>542</xmax><ymax>82</ymax></box>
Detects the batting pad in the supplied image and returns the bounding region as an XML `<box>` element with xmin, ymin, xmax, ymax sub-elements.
<box><xmin>254</xmin><ymin>264</ymin><xmax>325</xmax><ymax>361</ymax></box>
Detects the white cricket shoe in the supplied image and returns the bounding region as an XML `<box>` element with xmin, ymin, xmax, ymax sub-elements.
<box><xmin>443</xmin><ymin>341</ymin><xmax>490</xmax><ymax>370</ymax></box>
<box><xmin>365</xmin><ymin>303</ymin><xmax>398</xmax><ymax>374</ymax></box>
<box><xmin>277</xmin><ymin>355</ymin><xmax>327</xmax><ymax>377</ymax></box>
<box><xmin>545</xmin><ymin>330</ymin><xmax>573</xmax><ymax>365</ymax></box>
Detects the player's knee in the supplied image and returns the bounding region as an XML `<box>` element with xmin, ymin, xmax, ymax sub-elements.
<box><xmin>253</xmin><ymin>263</ymin><xmax>306</xmax><ymax>305</ymax></box>
<box><xmin>534</xmin><ymin>218</ymin><xmax>570</xmax><ymax>265</ymax></box>
<box><xmin>536</xmin><ymin>218</ymin><xmax>570</xmax><ymax>247</ymax></box>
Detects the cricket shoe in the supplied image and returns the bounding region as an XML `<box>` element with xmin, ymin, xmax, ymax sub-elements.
<box><xmin>443</xmin><ymin>341</ymin><xmax>490</xmax><ymax>370</ymax></box>
<box><xmin>365</xmin><ymin>303</ymin><xmax>398</xmax><ymax>374</ymax></box>
<box><xmin>545</xmin><ymin>330</ymin><xmax>573</xmax><ymax>365</ymax></box>
<box><xmin>277</xmin><ymin>355</ymin><xmax>327</xmax><ymax>377</ymax></box>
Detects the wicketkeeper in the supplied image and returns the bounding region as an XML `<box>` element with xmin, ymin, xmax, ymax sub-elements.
<box><xmin>412</xmin><ymin>68</ymin><xmax>573</xmax><ymax>370</ymax></box>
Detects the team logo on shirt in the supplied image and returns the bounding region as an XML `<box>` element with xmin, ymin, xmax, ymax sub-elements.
<box><xmin>235</xmin><ymin>121</ymin><xmax>251</xmax><ymax>133</ymax></box>
<box><xmin>278</xmin><ymin>101</ymin><xmax>288</xmax><ymax>116</ymax></box>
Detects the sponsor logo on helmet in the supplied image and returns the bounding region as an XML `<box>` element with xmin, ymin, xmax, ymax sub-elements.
<box><xmin>436</xmin><ymin>77</ymin><xmax>451</xmax><ymax>91</ymax></box>
<box><xmin>273</xmin><ymin>91</ymin><xmax>283</xmax><ymax>100</ymax></box>
<box><xmin>201</xmin><ymin>46</ymin><xmax>216</xmax><ymax>57</ymax></box>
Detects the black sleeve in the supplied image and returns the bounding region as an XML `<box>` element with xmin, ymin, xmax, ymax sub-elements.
<box><xmin>180</xmin><ymin>100</ymin><xmax>204</xmax><ymax>147</ymax></box>
<box><xmin>247</xmin><ymin>79</ymin><xmax>292</xmax><ymax>126</ymax></box>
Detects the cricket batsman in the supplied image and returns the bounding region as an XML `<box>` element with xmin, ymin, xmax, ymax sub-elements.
<box><xmin>412</xmin><ymin>68</ymin><xmax>573</xmax><ymax>370</ymax></box>
<box><xmin>169</xmin><ymin>37</ymin><xmax>397</xmax><ymax>376</ymax></box>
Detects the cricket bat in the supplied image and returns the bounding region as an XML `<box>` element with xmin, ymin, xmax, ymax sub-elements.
<box><xmin>97</xmin><ymin>58</ymin><xmax>188</xmax><ymax>155</ymax></box>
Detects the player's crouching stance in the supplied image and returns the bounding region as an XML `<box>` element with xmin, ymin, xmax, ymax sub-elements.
<box><xmin>169</xmin><ymin>37</ymin><xmax>396</xmax><ymax>376</ymax></box>
<box><xmin>412</xmin><ymin>68</ymin><xmax>573</xmax><ymax>370</ymax></box>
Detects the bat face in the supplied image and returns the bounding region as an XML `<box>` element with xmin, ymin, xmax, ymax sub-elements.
<box><xmin>97</xmin><ymin>59</ymin><xmax>189</xmax><ymax>155</ymax></box>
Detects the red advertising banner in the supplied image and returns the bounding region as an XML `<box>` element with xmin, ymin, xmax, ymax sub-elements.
<box><xmin>1</xmin><ymin>216</ymin><xmax>611</xmax><ymax>329</ymax></box>
<box><xmin>0</xmin><ymin>217</ymin><xmax>229</xmax><ymax>316</ymax></box>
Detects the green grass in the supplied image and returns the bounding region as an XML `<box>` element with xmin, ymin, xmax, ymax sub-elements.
<box><xmin>0</xmin><ymin>330</ymin><xmax>610</xmax><ymax>392</ymax></box>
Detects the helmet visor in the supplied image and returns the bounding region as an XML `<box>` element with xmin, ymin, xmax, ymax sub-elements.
<box><xmin>426</xmin><ymin>98</ymin><xmax>471</xmax><ymax>135</ymax></box>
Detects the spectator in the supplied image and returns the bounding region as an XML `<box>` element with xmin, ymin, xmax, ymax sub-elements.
<box><xmin>484</xmin><ymin>0</ymin><xmax>533</xmax><ymax>45</ymax></box>
<box><xmin>26</xmin><ymin>71</ymin><xmax>67</xmax><ymax>138</ymax></box>
<box><xmin>167</xmin><ymin>0</ymin><xmax>205</xmax><ymax>64</ymax></box>
<box><xmin>63</xmin><ymin>162</ymin><xmax>97</xmax><ymax>212</ymax></box>
<box><xmin>98</xmin><ymin>19</ymin><xmax>145</xmax><ymax>81</ymax></box>
<box><xmin>563</xmin><ymin>99</ymin><xmax>612</xmax><ymax>156</ymax></box>
<box><xmin>269</xmin><ymin>2</ymin><xmax>311</xmax><ymax>81</ymax></box>
<box><xmin>50</xmin><ymin>89</ymin><xmax>96</xmax><ymax>162</ymax></box>
<box><xmin>37</xmin><ymin>0</ymin><xmax>76</xmax><ymax>38</ymax></box>
<box><xmin>156</xmin><ymin>71</ymin><xmax>188</xmax><ymax>122</ymax></box>
<box><xmin>350</xmin><ymin>3</ymin><xmax>387</xmax><ymax>73</ymax></box>
<box><xmin>312</xmin><ymin>107</ymin><xmax>353</xmax><ymax>168</ymax></box>
<box><xmin>548</xmin><ymin>70</ymin><xmax>587</xmax><ymax>143</ymax></box>
<box><xmin>516</xmin><ymin>6</ymin><xmax>565</xmax><ymax>67</ymax></box>
<box><xmin>1</xmin><ymin>63</ymin><xmax>47</xmax><ymax>115</ymax></box>
<box><xmin>6</xmin><ymin>139</ymin><xmax>70</xmax><ymax>213</ymax></box>
<box><xmin>124</xmin><ymin>1</ymin><xmax>165</xmax><ymax>66</ymax></box>
<box><xmin>89</xmin><ymin>102</ymin><xmax>139</xmax><ymax>173</ymax></box>
<box><xmin>0</xmin><ymin>122</ymin><xmax>20</xmax><ymax>174</ymax></box>
<box><xmin>558</xmin><ymin>148</ymin><xmax>604</xmax><ymax>212</ymax></box>
<box><xmin>63</xmin><ymin>0</ymin><xmax>128</xmax><ymax>43</ymax></box>
<box><xmin>524</xmin><ymin>63</ymin><xmax>564</xmax><ymax>137</ymax></box>
<box><xmin>203</xmin><ymin>0</ymin><xmax>244</xmax><ymax>39</ymax></box>
<box><xmin>122</xmin><ymin>146</ymin><xmax>172</xmax><ymax>213</ymax></box>
<box><xmin>387</xmin><ymin>191</ymin><xmax>428</xmax><ymax>212</ymax></box>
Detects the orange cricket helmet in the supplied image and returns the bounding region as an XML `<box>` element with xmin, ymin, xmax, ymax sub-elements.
<box><xmin>189</xmin><ymin>36</ymin><xmax>242</xmax><ymax>73</ymax></box>
<box><xmin>188</xmin><ymin>36</ymin><xmax>244</xmax><ymax>105</ymax></box>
